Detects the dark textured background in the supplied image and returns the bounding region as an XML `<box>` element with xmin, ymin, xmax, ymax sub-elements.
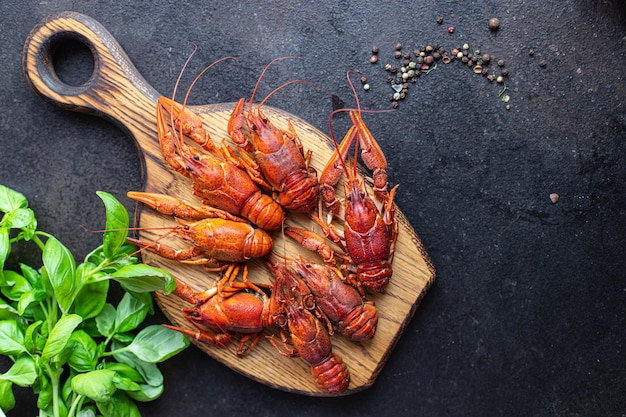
<box><xmin>1</xmin><ymin>1</ymin><xmax>625</xmax><ymax>416</ymax></box>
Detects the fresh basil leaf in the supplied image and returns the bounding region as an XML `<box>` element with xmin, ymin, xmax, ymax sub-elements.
<box><xmin>17</xmin><ymin>287</ymin><xmax>48</xmax><ymax>316</ymax></box>
<box><xmin>66</xmin><ymin>330</ymin><xmax>99</xmax><ymax>372</ymax></box>
<box><xmin>71</xmin><ymin>369</ymin><xmax>117</xmax><ymax>402</ymax></box>
<box><xmin>42</xmin><ymin>237</ymin><xmax>79</xmax><ymax>313</ymax></box>
<box><xmin>111</xmin><ymin>264</ymin><xmax>176</xmax><ymax>294</ymax></box>
<box><xmin>112</xmin><ymin>332</ymin><xmax>134</xmax><ymax>345</ymax></box>
<box><xmin>0</xmin><ymin>379</ymin><xmax>15</xmax><ymax>413</ymax></box>
<box><xmin>77</xmin><ymin>406</ymin><xmax>97</xmax><ymax>417</ymax></box>
<box><xmin>72</xmin><ymin>275</ymin><xmax>109</xmax><ymax>320</ymax></box>
<box><xmin>115</xmin><ymin>292</ymin><xmax>150</xmax><ymax>334</ymax></box>
<box><xmin>95</xmin><ymin>303</ymin><xmax>116</xmax><ymax>337</ymax></box>
<box><xmin>126</xmin><ymin>382</ymin><xmax>163</xmax><ymax>402</ymax></box>
<box><xmin>61</xmin><ymin>371</ymin><xmax>74</xmax><ymax>404</ymax></box>
<box><xmin>97</xmin><ymin>191</ymin><xmax>129</xmax><ymax>259</ymax></box>
<box><xmin>102</xmin><ymin>362</ymin><xmax>144</xmax><ymax>383</ymax></box>
<box><xmin>24</xmin><ymin>320</ymin><xmax>43</xmax><ymax>353</ymax></box>
<box><xmin>0</xmin><ymin>320</ymin><xmax>26</xmax><ymax>355</ymax></box>
<box><xmin>0</xmin><ymin>229</ymin><xmax>10</xmax><ymax>272</ymax></box>
<box><xmin>0</xmin><ymin>186</ymin><xmax>27</xmax><ymax>214</ymax></box>
<box><xmin>19</xmin><ymin>263</ymin><xmax>42</xmax><ymax>288</ymax></box>
<box><xmin>1</xmin><ymin>270</ymin><xmax>33</xmax><ymax>302</ymax></box>
<box><xmin>4</xmin><ymin>208</ymin><xmax>36</xmax><ymax>231</ymax></box>
<box><xmin>126</xmin><ymin>325</ymin><xmax>190</xmax><ymax>363</ymax></box>
<box><xmin>111</xmin><ymin>345</ymin><xmax>163</xmax><ymax>387</ymax></box>
<box><xmin>0</xmin><ymin>301</ymin><xmax>20</xmax><ymax>321</ymax></box>
<box><xmin>34</xmin><ymin>372</ymin><xmax>52</xmax><ymax>410</ymax></box>
<box><xmin>96</xmin><ymin>391</ymin><xmax>141</xmax><ymax>417</ymax></box>
<box><xmin>112</xmin><ymin>374</ymin><xmax>141</xmax><ymax>392</ymax></box>
<box><xmin>41</xmin><ymin>314</ymin><xmax>83</xmax><ymax>361</ymax></box>
<box><xmin>0</xmin><ymin>185</ymin><xmax>28</xmax><ymax>213</ymax></box>
<box><xmin>0</xmin><ymin>355</ymin><xmax>37</xmax><ymax>387</ymax></box>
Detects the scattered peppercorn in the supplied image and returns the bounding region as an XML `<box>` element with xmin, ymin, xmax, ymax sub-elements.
<box><xmin>370</xmin><ymin>55</ymin><xmax>378</xmax><ymax>64</ymax></box>
<box><xmin>539</xmin><ymin>60</ymin><xmax>547</xmax><ymax>68</ymax></box>
<box><xmin>488</xmin><ymin>17</ymin><xmax>500</xmax><ymax>31</ymax></box>
<box><xmin>372</xmin><ymin>46</ymin><xmax>379</xmax><ymax>54</ymax></box>
<box><xmin>371</xmin><ymin>35</ymin><xmax>514</xmax><ymax>109</ymax></box>
<box><xmin>437</xmin><ymin>17</ymin><xmax>443</xmax><ymax>24</ymax></box>
<box><xmin>448</xmin><ymin>26</ymin><xmax>455</xmax><ymax>33</ymax></box>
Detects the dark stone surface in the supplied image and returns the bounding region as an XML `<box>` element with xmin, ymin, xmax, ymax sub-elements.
<box><xmin>1</xmin><ymin>1</ymin><xmax>625</xmax><ymax>416</ymax></box>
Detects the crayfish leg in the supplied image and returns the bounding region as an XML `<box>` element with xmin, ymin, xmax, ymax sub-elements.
<box><xmin>162</xmin><ymin>324</ymin><xmax>233</xmax><ymax>352</ymax></box>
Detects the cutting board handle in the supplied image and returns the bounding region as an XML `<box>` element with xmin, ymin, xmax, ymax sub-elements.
<box><xmin>22</xmin><ymin>11</ymin><xmax>159</xmax><ymax>140</ymax></box>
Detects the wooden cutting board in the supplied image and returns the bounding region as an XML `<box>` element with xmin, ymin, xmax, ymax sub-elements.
<box><xmin>23</xmin><ymin>11</ymin><xmax>436</xmax><ymax>396</ymax></box>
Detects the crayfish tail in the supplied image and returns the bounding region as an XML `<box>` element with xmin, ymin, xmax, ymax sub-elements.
<box><xmin>311</xmin><ymin>353</ymin><xmax>350</xmax><ymax>394</ymax></box>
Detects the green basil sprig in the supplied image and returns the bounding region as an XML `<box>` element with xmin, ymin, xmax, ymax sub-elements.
<box><xmin>0</xmin><ymin>185</ymin><xmax>189</xmax><ymax>417</ymax></box>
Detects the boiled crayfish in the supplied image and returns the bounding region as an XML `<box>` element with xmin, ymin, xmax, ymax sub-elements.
<box><xmin>288</xmin><ymin>72</ymin><xmax>399</xmax><ymax>293</ymax></box>
<box><xmin>163</xmin><ymin>263</ymin><xmax>284</xmax><ymax>356</ymax></box>
<box><xmin>227</xmin><ymin>57</ymin><xmax>320</xmax><ymax>213</ymax></box>
<box><xmin>265</xmin><ymin>257</ymin><xmax>350</xmax><ymax>394</ymax></box>
<box><xmin>157</xmin><ymin>56</ymin><xmax>285</xmax><ymax>231</ymax></box>
<box><xmin>127</xmin><ymin>192</ymin><xmax>273</xmax><ymax>266</ymax></box>
<box><xmin>290</xmin><ymin>257</ymin><xmax>378</xmax><ymax>341</ymax></box>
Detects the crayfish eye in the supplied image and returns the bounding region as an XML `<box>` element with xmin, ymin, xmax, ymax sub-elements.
<box><xmin>185</xmin><ymin>165</ymin><xmax>192</xmax><ymax>171</ymax></box>
<box><xmin>262</xmin><ymin>117</ymin><xmax>268</xmax><ymax>123</ymax></box>
<box><xmin>360</xmin><ymin>191</ymin><xmax>366</xmax><ymax>199</ymax></box>
<box><xmin>193</xmin><ymin>155</ymin><xmax>200</xmax><ymax>160</ymax></box>
<box><xmin>251</xmin><ymin>125</ymin><xmax>257</xmax><ymax>131</ymax></box>
<box><xmin>183</xmin><ymin>225</ymin><xmax>190</xmax><ymax>231</ymax></box>
<box><xmin>189</xmin><ymin>311</ymin><xmax>199</xmax><ymax>318</ymax></box>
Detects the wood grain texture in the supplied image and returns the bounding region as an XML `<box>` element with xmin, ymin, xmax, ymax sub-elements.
<box><xmin>23</xmin><ymin>11</ymin><xmax>436</xmax><ymax>396</ymax></box>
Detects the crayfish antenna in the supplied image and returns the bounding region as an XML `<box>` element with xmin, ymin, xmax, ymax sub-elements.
<box><xmin>167</xmin><ymin>44</ymin><xmax>238</xmax><ymax>153</ymax></box>
<box><xmin>248</xmin><ymin>56</ymin><xmax>304</xmax><ymax>111</ymax></box>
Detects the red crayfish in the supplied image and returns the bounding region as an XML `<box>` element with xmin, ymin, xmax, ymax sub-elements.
<box><xmin>157</xmin><ymin>55</ymin><xmax>285</xmax><ymax>230</ymax></box>
<box><xmin>227</xmin><ymin>57</ymin><xmax>320</xmax><ymax>213</ymax></box>
<box><xmin>163</xmin><ymin>263</ymin><xmax>283</xmax><ymax>355</ymax></box>
<box><xmin>288</xmin><ymin>71</ymin><xmax>399</xmax><ymax>292</ymax></box>
<box><xmin>127</xmin><ymin>192</ymin><xmax>273</xmax><ymax>266</ymax></box>
<box><xmin>265</xmin><ymin>257</ymin><xmax>350</xmax><ymax>394</ymax></box>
